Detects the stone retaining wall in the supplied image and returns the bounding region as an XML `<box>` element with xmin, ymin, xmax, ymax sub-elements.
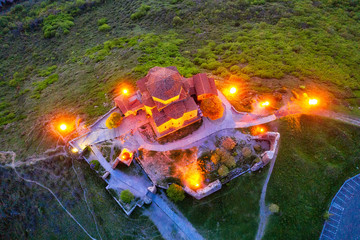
<box><xmin>251</xmin><ymin>132</ymin><xmax>280</xmax><ymax>171</ymax></box>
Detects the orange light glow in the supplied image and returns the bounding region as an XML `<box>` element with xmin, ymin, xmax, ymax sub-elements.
<box><xmin>186</xmin><ymin>170</ymin><xmax>202</xmax><ymax>190</ymax></box>
<box><xmin>308</xmin><ymin>99</ymin><xmax>318</xmax><ymax>105</ymax></box>
<box><xmin>230</xmin><ymin>87</ymin><xmax>237</xmax><ymax>94</ymax></box>
<box><xmin>252</xmin><ymin>126</ymin><xmax>267</xmax><ymax>135</ymax></box>
<box><xmin>122</xmin><ymin>89</ymin><xmax>128</xmax><ymax>95</ymax></box>
<box><xmin>59</xmin><ymin>124</ymin><xmax>67</xmax><ymax>131</ymax></box>
<box><xmin>71</xmin><ymin>148</ymin><xmax>79</xmax><ymax>153</ymax></box>
<box><xmin>179</xmin><ymin>162</ymin><xmax>204</xmax><ymax>190</ymax></box>
<box><xmin>260</xmin><ymin>101</ymin><xmax>270</xmax><ymax>107</ymax></box>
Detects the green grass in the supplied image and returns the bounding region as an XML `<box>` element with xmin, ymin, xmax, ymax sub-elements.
<box><xmin>264</xmin><ymin>115</ymin><xmax>360</xmax><ymax>239</ymax></box>
<box><xmin>0</xmin><ymin>154</ymin><xmax>161</xmax><ymax>239</ymax></box>
<box><xmin>176</xmin><ymin>170</ymin><xmax>267</xmax><ymax>240</ymax></box>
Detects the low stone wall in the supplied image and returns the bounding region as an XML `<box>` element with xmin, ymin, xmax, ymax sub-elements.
<box><xmin>251</xmin><ymin>132</ymin><xmax>280</xmax><ymax>171</ymax></box>
<box><xmin>183</xmin><ymin>180</ymin><xmax>222</xmax><ymax>200</ymax></box>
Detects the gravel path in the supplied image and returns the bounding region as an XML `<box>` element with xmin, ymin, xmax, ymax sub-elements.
<box><xmin>255</xmin><ymin>136</ymin><xmax>280</xmax><ymax>240</ymax></box>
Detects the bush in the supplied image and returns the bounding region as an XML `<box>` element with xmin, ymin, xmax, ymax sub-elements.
<box><xmin>120</xmin><ymin>190</ymin><xmax>134</xmax><ymax>203</ymax></box>
<box><xmin>218</xmin><ymin>165</ymin><xmax>229</xmax><ymax>177</ymax></box>
<box><xmin>167</xmin><ymin>183</ymin><xmax>185</xmax><ymax>202</ymax></box>
<box><xmin>172</xmin><ymin>16</ymin><xmax>183</xmax><ymax>25</ymax></box>
<box><xmin>222</xmin><ymin>155</ymin><xmax>236</xmax><ymax>168</ymax></box>
<box><xmin>210</xmin><ymin>153</ymin><xmax>220</xmax><ymax>164</ymax></box>
<box><xmin>32</xmin><ymin>74</ymin><xmax>59</xmax><ymax>94</ymax></box>
<box><xmin>42</xmin><ymin>13</ymin><xmax>74</xmax><ymax>38</ymax></box>
<box><xmin>105</xmin><ymin>112</ymin><xmax>123</xmax><ymax>129</ymax></box>
<box><xmin>38</xmin><ymin>65</ymin><xmax>57</xmax><ymax>77</ymax></box>
<box><xmin>89</xmin><ymin>160</ymin><xmax>100</xmax><ymax>171</ymax></box>
<box><xmin>222</xmin><ymin>137</ymin><xmax>236</xmax><ymax>150</ymax></box>
<box><xmin>130</xmin><ymin>4</ymin><xmax>151</xmax><ymax>20</ymax></box>
<box><xmin>97</xmin><ymin>18</ymin><xmax>107</xmax><ymax>26</ymax></box>
<box><xmin>269</xmin><ymin>203</ymin><xmax>280</xmax><ymax>213</ymax></box>
<box><xmin>242</xmin><ymin>147</ymin><xmax>252</xmax><ymax>158</ymax></box>
<box><xmin>200</xmin><ymin>95</ymin><xmax>224</xmax><ymax>120</ymax></box>
<box><xmin>98</xmin><ymin>23</ymin><xmax>111</xmax><ymax>31</ymax></box>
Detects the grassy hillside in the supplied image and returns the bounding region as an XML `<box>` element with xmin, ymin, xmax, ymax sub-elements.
<box><xmin>265</xmin><ymin>115</ymin><xmax>360</xmax><ymax>239</ymax></box>
<box><xmin>1</xmin><ymin>1</ymin><xmax>360</xmax><ymax>239</ymax></box>
<box><xmin>0</xmin><ymin>0</ymin><xmax>360</xmax><ymax>156</ymax></box>
<box><xmin>0</xmin><ymin>154</ymin><xmax>161</xmax><ymax>239</ymax></box>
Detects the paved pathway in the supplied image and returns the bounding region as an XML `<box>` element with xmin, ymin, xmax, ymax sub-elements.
<box><xmin>255</xmin><ymin>138</ymin><xmax>280</xmax><ymax>240</ymax></box>
<box><xmin>320</xmin><ymin>174</ymin><xmax>360</xmax><ymax>240</ymax></box>
<box><xmin>147</xmin><ymin>192</ymin><xmax>204</xmax><ymax>240</ymax></box>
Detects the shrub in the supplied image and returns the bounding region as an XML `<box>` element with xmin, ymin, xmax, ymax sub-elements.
<box><xmin>172</xmin><ymin>16</ymin><xmax>183</xmax><ymax>25</ymax></box>
<box><xmin>89</xmin><ymin>160</ymin><xmax>100</xmax><ymax>171</ymax></box>
<box><xmin>42</xmin><ymin>13</ymin><xmax>74</xmax><ymax>38</ymax></box>
<box><xmin>38</xmin><ymin>65</ymin><xmax>57</xmax><ymax>77</ymax></box>
<box><xmin>201</xmin><ymin>61</ymin><xmax>222</xmax><ymax>70</ymax></box>
<box><xmin>222</xmin><ymin>137</ymin><xmax>236</xmax><ymax>150</ymax></box>
<box><xmin>105</xmin><ymin>112</ymin><xmax>123</xmax><ymax>129</ymax></box>
<box><xmin>269</xmin><ymin>203</ymin><xmax>280</xmax><ymax>213</ymax></box>
<box><xmin>323</xmin><ymin>211</ymin><xmax>331</xmax><ymax>220</ymax></box>
<box><xmin>230</xmin><ymin>65</ymin><xmax>241</xmax><ymax>73</ymax></box>
<box><xmin>33</xmin><ymin>74</ymin><xmax>59</xmax><ymax>92</ymax></box>
<box><xmin>242</xmin><ymin>147</ymin><xmax>252</xmax><ymax>158</ymax></box>
<box><xmin>210</xmin><ymin>153</ymin><xmax>220</xmax><ymax>164</ymax></box>
<box><xmin>218</xmin><ymin>165</ymin><xmax>229</xmax><ymax>177</ymax></box>
<box><xmin>8</xmin><ymin>72</ymin><xmax>25</xmax><ymax>87</ymax></box>
<box><xmin>98</xmin><ymin>23</ymin><xmax>111</xmax><ymax>31</ymax></box>
<box><xmin>200</xmin><ymin>95</ymin><xmax>224</xmax><ymax>120</ymax></box>
<box><xmin>167</xmin><ymin>183</ymin><xmax>185</xmax><ymax>202</ymax></box>
<box><xmin>97</xmin><ymin>17</ymin><xmax>107</xmax><ymax>26</ymax></box>
<box><xmin>222</xmin><ymin>155</ymin><xmax>236</xmax><ymax>168</ymax></box>
<box><xmin>120</xmin><ymin>190</ymin><xmax>134</xmax><ymax>203</ymax></box>
<box><xmin>130</xmin><ymin>4</ymin><xmax>151</xmax><ymax>20</ymax></box>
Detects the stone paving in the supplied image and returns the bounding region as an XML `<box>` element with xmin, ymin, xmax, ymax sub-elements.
<box><xmin>320</xmin><ymin>174</ymin><xmax>360</xmax><ymax>240</ymax></box>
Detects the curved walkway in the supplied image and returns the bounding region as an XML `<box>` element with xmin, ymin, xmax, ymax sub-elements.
<box><xmin>255</xmin><ymin>138</ymin><xmax>280</xmax><ymax>240</ymax></box>
<box><xmin>320</xmin><ymin>174</ymin><xmax>360</xmax><ymax>240</ymax></box>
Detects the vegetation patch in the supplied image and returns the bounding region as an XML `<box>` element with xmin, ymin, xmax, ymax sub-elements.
<box><xmin>167</xmin><ymin>183</ymin><xmax>185</xmax><ymax>202</ymax></box>
<box><xmin>120</xmin><ymin>189</ymin><xmax>134</xmax><ymax>203</ymax></box>
<box><xmin>42</xmin><ymin>13</ymin><xmax>74</xmax><ymax>38</ymax></box>
<box><xmin>31</xmin><ymin>74</ymin><xmax>59</xmax><ymax>99</ymax></box>
<box><xmin>130</xmin><ymin>4</ymin><xmax>151</xmax><ymax>20</ymax></box>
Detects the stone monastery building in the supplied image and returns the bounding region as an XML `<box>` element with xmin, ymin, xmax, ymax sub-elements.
<box><xmin>114</xmin><ymin>66</ymin><xmax>218</xmax><ymax>138</ymax></box>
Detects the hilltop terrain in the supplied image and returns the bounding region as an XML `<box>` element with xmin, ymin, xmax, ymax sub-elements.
<box><xmin>1</xmin><ymin>0</ymin><xmax>360</xmax><ymax>239</ymax></box>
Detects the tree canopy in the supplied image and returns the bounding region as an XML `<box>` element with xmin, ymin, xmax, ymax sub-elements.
<box><xmin>200</xmin><ymin>95</ymin><xmax>224</xmax><ymax>120</ymax></box>
<box><xmin>120</xmin><ymin>190</ymin><xmax>134</xmax><ymax>203</ymax></box>
<box><xmin>105</xmin><ymin>112</ymin><xmax>123</xmax><ymax>129</ymax></box>
<box><xmin>166</xmin><ymin>183</ymin><xmax>185</xmax><ymax>202</ymax></box>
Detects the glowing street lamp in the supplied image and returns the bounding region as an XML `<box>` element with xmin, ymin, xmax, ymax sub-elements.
<box><xmin>308</xmin><ymin>99</ymin><xmax>318</xmax><ymax>105</ymax></box>
<box><xmin>260</xmin><ymin>101</ymin><xmax>270</xmax><ymax>107</ymax></box>
<box><xmin>59</xmin><ymin>124</ymin><xmax>67</xmax><ymax>131</ymax></box>
<box><xmin>71</xmin><ymin>148</ymin><xmax>79</xmax><ymax>153</ymax></box>
<box><xmin>122</xmin><ymin>89</ymin><xmax>128</xmax><ymax>95</ymax></box>
<box><xmin>229</xmin><ymin>87</ymin><xmax>237</xmax><ymax>94</ymax></box>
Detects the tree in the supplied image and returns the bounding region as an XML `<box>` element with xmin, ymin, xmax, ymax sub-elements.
<box><xmin>167</xmin><ymin>183</ymin><xmax>185</xmax><ymax>202</ymax></box>
<box><xmin>105</xmin><ymin>112</ymin><xmax>123</xmax><ymax>129</ymax></box>
<box><xmin>120</xmin><ymin>190</ymin><xmax>134</xmax><ymax>203</ymax></box>
<box><xmin>221</xmin><ymin>137</ymin><xmax>236</xmax><ymax>150</ymax></box>
<box><xmin>269</xmin><ymin>203</ymin><xmax>280</xmax><ymax>213</ymax></box>
<box><xmin>200</xmin><ymin>95</ymin><xmax>224</xmax><ymax>120</ymax></box>
<box><xmin>218</xmin><ymin>165</ymin><xmax>229</xmax><ymax>177</ymax></box>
